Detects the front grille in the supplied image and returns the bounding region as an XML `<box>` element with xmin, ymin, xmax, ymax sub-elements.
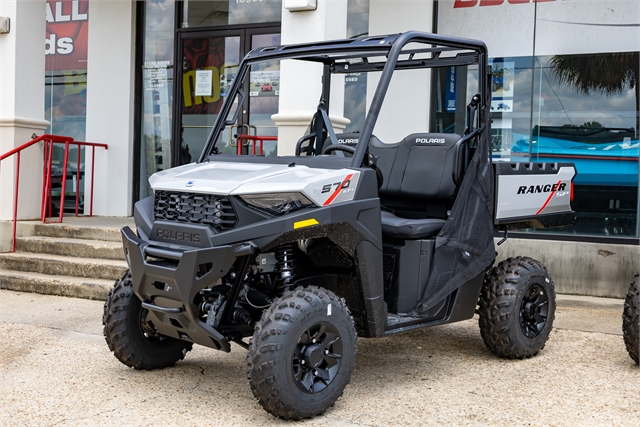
<box><xmin>154</xmin><ymin>190</ymin><xmax>237</xmax><ymax>233</ymax></box>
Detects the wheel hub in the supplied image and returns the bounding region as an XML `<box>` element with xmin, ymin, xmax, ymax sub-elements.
<box><xmin>519</xmin><ymin>284</ymin><xmax>549</xmax><ymax>338</ymax></box>
<box><xmin>303</xmin><ymin>344</ymin><xmax>324</xmax><ymax>367</ymax></box>
<box><xmin>292</xmin><ymin>322</ymin><xmax>343</xmax><ymax>394</ymax></box>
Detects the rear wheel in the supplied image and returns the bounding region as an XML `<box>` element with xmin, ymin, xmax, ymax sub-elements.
<box><xmin>103</xmin><ymin>271</ymin><xmax>192</xmax><ymax>370</ymax></box>
<box><xmin>622</xmin><ymin>274</ymin><xmax>639</xmax><ymax>365</ymax></box>
<box><xmin>247</xmin><ymin>286</ymin><xmax>357</xmax><ymax>420</ymax></box>
<box><xmin>478</xmin><ymin>257</ymin><xmax>556</xmax><ymax>359</ymax></box>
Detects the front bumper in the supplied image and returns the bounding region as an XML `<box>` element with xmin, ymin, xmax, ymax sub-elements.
<box><xmin>121</xmin><ymin>226</ymin><xmax>246</xmax><ymax>352</ymax></box>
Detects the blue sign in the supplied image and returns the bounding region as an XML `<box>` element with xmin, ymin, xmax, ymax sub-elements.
<box><xmin>445</xmin><ymin>66</ymin><xmax>457</xmax><ymax>112</ymax></box>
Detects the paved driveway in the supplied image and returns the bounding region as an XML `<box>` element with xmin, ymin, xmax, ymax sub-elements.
<box><xmin>0</xmin><ymin>290</ymin><xmax>637</xmax><ymax>426</ymax></box>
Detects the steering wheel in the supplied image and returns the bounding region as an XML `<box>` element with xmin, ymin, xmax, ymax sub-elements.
<box><xmin>322</xmin><ymin>144</ymin><xmax>356</xmax><ymax>156</ymax></box>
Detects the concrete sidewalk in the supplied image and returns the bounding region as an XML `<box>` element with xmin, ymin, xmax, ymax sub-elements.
<box><xmin>0</xmin><ymin>289</ymin><xmax>637</xmax><ymax>427</ymax></box>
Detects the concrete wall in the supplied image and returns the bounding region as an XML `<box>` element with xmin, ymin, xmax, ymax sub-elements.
<box><xmin>84</xmin><ymin>0</ymin><xmax>136</xmax><ymax>216</ymax></box>
<box><xmin>274</xmin><ymin>0</ymin><xmax>348</xmax><ymax>155</ymax></box>
<box><xmin>495</xmin><ymin>237</ymin><xmax>639</xmax><ymax>299</ymax></box>
<box><xmin>0</xmin><ymin>0</ymin><xmax>49</xmax><ymax>251</ymax></box>
<box><xmin>366</xmin><ymin>0</ymin><xmax>434</xmax><ymax>142</ymax></box>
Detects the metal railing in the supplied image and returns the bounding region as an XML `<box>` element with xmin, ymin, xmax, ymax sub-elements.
<box><xmin>236</xmin><ymin>134</ymin><xmax>277</xmax><ymax>155</ymax></box>
<box><xmin>0</xmin><ymin>134</ymin><xmax>108</xmax><ymax>252</ymax></box>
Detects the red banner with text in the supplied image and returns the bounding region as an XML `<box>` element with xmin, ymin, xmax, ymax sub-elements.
<box><xmin>45</xmin><ymin>0</ymin><xmax>89</xmax><ymax>72</ymax></box>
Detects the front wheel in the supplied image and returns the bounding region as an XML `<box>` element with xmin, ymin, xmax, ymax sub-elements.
<box><xmin>247</xmin><ymin>286</ymin><xmax>357</xmax><ymax>420</ymax></box>
<box><xmin>622</xmin><ymin>274</ymin><xmax>639</xmax><ymax>365</ymax></box>
<box><xmin>478</xmin><ymin>257</ymin><xmax>556</xmax><ymax>359</ymax></box>
<box><xmin>102</xmin><ymin>270</ymin><xmax>192</xmax><ymax>370</ymax></box>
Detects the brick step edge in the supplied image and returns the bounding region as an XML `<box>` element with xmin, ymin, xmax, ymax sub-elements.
<box><xmin>0</xmin><ymin>253</ymin><xmax>128</xmax><ymax>281</ymax></box>
<box><xmin>0</xmin><ymin>271</ymin><xmax>113</xmax><ymax>301</ymax></box>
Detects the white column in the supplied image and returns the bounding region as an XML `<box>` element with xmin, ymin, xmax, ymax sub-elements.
<box><xmin>366</xmin><ymin>0</ymin><xmax>434</xmax><ymax>142</ymax></box>
<box><xmin>273</xmin><ymin>0</ymin><xmax>348</xmax><ymax>155</ymax></box>
<box><xmin>84</xmin><ymin>0</ymin><xmax>136</xmax><ymax>216</ymax></box>
<box><xmin>0</xmin><ymin>0</ymin><xmax>48</xmax><ymax>239</ymax></box>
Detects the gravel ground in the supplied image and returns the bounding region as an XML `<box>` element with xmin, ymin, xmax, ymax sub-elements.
<box><xmin>0</xmin><ymin>290</ymin><xmax>637</xmax><ymax>427</ymax></box>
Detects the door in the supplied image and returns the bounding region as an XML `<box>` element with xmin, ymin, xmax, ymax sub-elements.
<box><xmin>174</xmin><ymin>27</ymin><xmax>280</xmax><ymax>165</ymax></box>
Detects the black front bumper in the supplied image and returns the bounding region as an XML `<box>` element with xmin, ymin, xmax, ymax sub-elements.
<box><xmin>122</xmin><ymin>226</ymin><xmax>245</xmax><ymax>352</ymax></box>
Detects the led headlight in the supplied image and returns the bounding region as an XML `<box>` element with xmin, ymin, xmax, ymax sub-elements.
<box><xmin>239</xmin><ymin>193</ymin><xmax>315</xmax><ymax>215</ymax></box>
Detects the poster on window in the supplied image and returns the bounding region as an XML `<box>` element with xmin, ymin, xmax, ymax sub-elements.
<box><xmin>491</xmin><ymin>61</ymin><xmax>514</xmax><ymax>99</ymax></box>
<box><xmin>182</xmin><ymin>37</ymin><xmax>233</xmax><ymax>115</ymax></box>
<box><xmin>249</xmin><ymin>70</ymin><xmax>280</xmax><ymax>97</ymax></box>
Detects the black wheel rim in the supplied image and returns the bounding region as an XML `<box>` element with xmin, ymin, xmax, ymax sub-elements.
<box><xmin>519</xmin><ymin>283</ymin><xmax>549</xmax><ymax>338</ymax></box>
<box><xmin>292</xmin><ymin>322</ymin><xmax>343</xmax><ymax>394</ymax></box>
<box><xmin>138</xmin><ymin>308</ymin><xmax>173</xmax><ymax>346</ymax></box>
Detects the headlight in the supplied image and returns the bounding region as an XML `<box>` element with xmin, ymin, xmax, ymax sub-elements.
<box><xmin>239</xmin><ymin>193</ymin><xmax>315</xmax><ymax>215</ymax></box>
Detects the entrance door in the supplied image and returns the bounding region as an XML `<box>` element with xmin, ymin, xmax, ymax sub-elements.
<box><xmin>174</xmin><ymin>27</ymin><xmax>280</xmax><ymax>165</ymax></box>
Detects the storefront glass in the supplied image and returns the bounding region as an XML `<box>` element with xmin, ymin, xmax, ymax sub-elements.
<box><xmin>183</xmin><ymin>0</ymin><xmax>282</xmax><ymax>27</ymax></box>
<box><xmin>343</xmin><ymin>0</ymin><xmax>370</xmax><ymax>134</ymax></box>
<box><xmin>530</xmin><ymin>53</ymin><xmax>638</xmax><ymax>237</ymax></box>
<box><xmin>436</xmin><ymin>0</ymin><xmax>639</xmax><ymax>239</ymax></box>
<box><xmin>179</xmin><ymin>34</ymin><xmax>241</xmax><ymax>159</ymax></box>
<box><xmin>44</xmin><ymin>0</ymin><xmax>89</xmax><ymax>213</ymax></box>
<box><xmin>138</xmin><ymin>0</ymin><xmax>176</xmax><ymax>200</ymax></box>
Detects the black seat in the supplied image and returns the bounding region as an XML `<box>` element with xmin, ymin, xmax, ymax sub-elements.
<box><xmin>370</xmin><ymin>133</ymin><xmax>464</xmax><ymax>239</ymax></box>
<box><xmin>380</xmin><ymin>211</ymin><xmax>446</xmax><ymax>239</ymax></box>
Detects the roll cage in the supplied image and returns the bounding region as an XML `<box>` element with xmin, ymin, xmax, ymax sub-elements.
<box><xmin>199</xmin><ymin>30</ymin><xmax>491</xmax><ymax>166</ymax></box>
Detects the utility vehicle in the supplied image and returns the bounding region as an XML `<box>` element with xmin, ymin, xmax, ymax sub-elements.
<box><xmin>103</xmin><ymin>31</ymin><xmax>576</xmax><ymax>419</ymax></box>
<box><xmin>623</xmin><ymin>274</ymin><xmax>639</xmax><ymax>365</ymax></box>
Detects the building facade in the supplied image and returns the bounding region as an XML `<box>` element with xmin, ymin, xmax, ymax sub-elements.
<box><xmin>0</xmin><ymin>0</ymin><xmax>638</xmax><ymax>295</ymax></box>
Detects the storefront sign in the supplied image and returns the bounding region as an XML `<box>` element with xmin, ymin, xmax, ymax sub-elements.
<box><xmin>144</xmin><ymin>61</ymin><xmax>169</xmax><ymax>92</ymax></box>
<box><xmin>454</xmin><ymin>0</ymin><xmax>554</xmax><ymax>7</ymax></box>
<box><xmin>45</xmin><ymin>0</ymin><xmax>89</xmax><ymax>71</ymax></box>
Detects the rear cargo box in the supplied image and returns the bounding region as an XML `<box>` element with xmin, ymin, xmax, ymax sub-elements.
<box><xmin>494</xmin><ymin>162</ymin><xmax>576</xmax><ymax>230</ymax></box>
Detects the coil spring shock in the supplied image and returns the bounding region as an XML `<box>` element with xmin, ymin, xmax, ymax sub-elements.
<box><xmin>276</xmin><ymin>243</ymin><xmax>296</xmax><ymax>291</ymax></box>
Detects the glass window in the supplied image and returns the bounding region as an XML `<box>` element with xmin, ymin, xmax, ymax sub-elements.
<box><xmin>180</xmin><ymin>35</ymin><xmax>241</xmax><ymax>159</ymax></box>
<box><xmin>343</xmin><ymin>0</ymin><xmax>370</xmax><ymax>134</ymax></box>
<box><xmin>434</xmin><ymin>0</ymin><xmax>639</xmax><ymax>240</ymax></box>
<box><xmin>485</xmin><ymin>53</ymin><xmax>639</xmax><ymax>238</ymax></box>
<box><xmin>44</xmin><ymin>0</ymin><xmax>89</xmax><ymax>214</ymax></box>
<box><xmin>529</xmin><ymin>52</ymin><xmax>639</xmax><ymax>237</ymax></box>
<box><xmin>184</xmin><ymin>0</ymin><xmax>282</xmax><ymax>28</ymax></box>
<box><xmin>139</xmin><ymin>0</ymin><xmax>176</xmax><ymax>200</ymax></box>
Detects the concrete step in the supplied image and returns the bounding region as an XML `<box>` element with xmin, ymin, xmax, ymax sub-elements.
<box><xmin>33</xmin><ymin>222</ymin><xmax>125</xmax><ymax>242</ymax></box>
<box><xmin>0</xmin><ymin>252</ymin><xmax>128</xmax><ymax>281</ymax></box>
<box><xmin>15</xmin><ymin>236</ymin><xmax>126</xmax><ymax>261</ymax></box>
<box><xmin>0</xmin><ymin>270</ymin><xmax>113</xmax><ymax>300</ymax></box>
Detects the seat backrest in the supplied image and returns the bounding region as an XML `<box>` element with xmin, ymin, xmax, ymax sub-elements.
<box><xmin>369</xmin><ymin>133</ymin><xmax>463</xmax><ymax>216</ymax></box>
<box><xmin>321</xmin><ymin>132</ymin><xmax>363</xmax><ymax>155</ymax></box>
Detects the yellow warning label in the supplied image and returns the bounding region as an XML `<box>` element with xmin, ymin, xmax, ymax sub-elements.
<box><xmin>293</xmin><ymin>219</ymin><xmax>319</xmax><ymax>229</ymax></box>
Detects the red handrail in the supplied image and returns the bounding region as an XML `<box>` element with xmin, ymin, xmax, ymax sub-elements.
<box><xmin>236</xmin><ymin>134</ymin><xmax>277</xmax><ymax>156</ymax></box>
<box><xmin>0</xmin><ymin>134</ymin><xmax>108</xmax><ymax>252</ymax></box>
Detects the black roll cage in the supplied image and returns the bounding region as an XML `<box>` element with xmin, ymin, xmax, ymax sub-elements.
<box><xmin>198</xmin><ymin>31</ymin><xmax>490</xmax><ymax>168</ymax></box>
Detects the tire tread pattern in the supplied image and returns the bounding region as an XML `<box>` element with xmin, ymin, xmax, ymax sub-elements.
<box><xmin>246</xmin><ymin>285</ymin><xmax>357</xmax><ymax>420</ymax></box>
<box><xmin>622</xmin><ymin>274</ymin><xmax>639</xmax><ymax>365</ymax></box>
<box><xmin>478</xmin><ymin>256</ymin><xmax>556</xmax><ymax>359</ymax></box>
<box><xmin>103</xmin><ymin>270</ymin><xmax>192</xmax><ymax>370</ymax></box>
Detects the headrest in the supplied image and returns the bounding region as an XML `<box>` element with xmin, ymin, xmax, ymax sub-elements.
<box><xmin>322</xmin><ymin>132</ymin><xmax>363</xmax><ymax>151</ymax></box>
<box><xmin>400</xmin><ymin>133</ymin><xmax>461</xmax><ymax>149</ymax></box>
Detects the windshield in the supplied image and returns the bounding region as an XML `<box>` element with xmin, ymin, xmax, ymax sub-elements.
<box><xmin>201</xmin><ymin>35</ymin><xmax>485</xmax><ymax>163</ymax></box>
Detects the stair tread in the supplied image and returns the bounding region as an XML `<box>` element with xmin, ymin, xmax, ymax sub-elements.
<box><xmin>17</xmin><ymin>236</ymin><xmax>124</xmax><ymax>247</ymax></box>
<box><xmin>0</xmin><ymin>251</ymin><xmax>129</xmax><ymax>267</ymax></box>
<box><xmin>0</xmin><ymin>269</ymin><xmax>116</xmax><ymax>286</ymax></box>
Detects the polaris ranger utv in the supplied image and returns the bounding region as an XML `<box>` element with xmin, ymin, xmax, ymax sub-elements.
<box><xmin>103</xmin><ymin>31</ymin><xmax>576</xmax><ymax>419</ymax></box>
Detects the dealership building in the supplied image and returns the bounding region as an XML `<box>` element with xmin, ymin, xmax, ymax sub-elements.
<box><xmin>0</xmin><ymin>0</ymin><xmax>638</xmax><ymax>296</ymax></box>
